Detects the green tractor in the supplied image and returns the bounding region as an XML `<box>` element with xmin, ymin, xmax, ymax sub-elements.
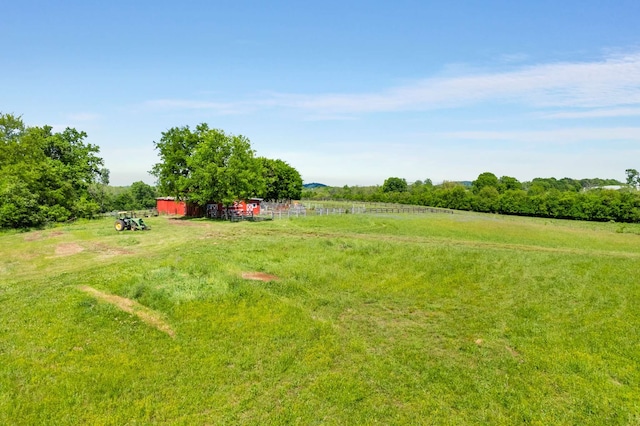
<box><xmin>114</xmin><ymin>211</ymin><xmax>150</xmax><ymax>231</ymax></box>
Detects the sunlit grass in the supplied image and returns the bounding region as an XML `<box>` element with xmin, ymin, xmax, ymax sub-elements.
<box><xmin>1</xmin><ymin>213</ymin><xmax>640</xmax><ymax>424</ymax></box>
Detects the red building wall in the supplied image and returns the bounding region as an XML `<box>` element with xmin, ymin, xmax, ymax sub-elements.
<box><xmin>156</xmin><ymin>198</ymin><xmax>186</xmax><ymax>215</ymax></box>
<box><xmin>157</xmin><ymin>197</ymin><xmax>262</xmax><ymax>217</ymax></box>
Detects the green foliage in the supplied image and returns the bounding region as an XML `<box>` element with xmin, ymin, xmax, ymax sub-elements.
<box><xmin>436</xmin><ymin>184</ymin><xmax>472</xmax><ymax>210</ymax></box>
<box><xmin>0</xmin><ymin>113</ymin><xmax>25</xmax><ymax>148</ymax></box>
<box><xmin>95</xmin><ymin>183</ymin><xmax>159</xmax><ymax>212</ymax></box>
<box><xmin>472</xmin><ymin>172</ymin><xmax>499</xmax><ymax>194</ymax></box>
<box><xmin>382</xmin><ymin>177</ymin><xmax>408</xmax><ymax>193</ymax></box>
<box><xmin>113</xmin><ymin>190</ymin><xmax>136</xmax><ymax>211</ymax></box>
<box><xmin>0</xmin><ymin>176</ymin><xmax>42</xmax><ymax>227</ymax></box>
<box><xmin>0</xmin><ymin>113</ymin><xmax>106</xmax><ymax>228</ymax></box>
<box><xmin>626</xmin><ymin>168</ymin><xmax>640</xmax><ymax>188</ymax></box>
<box><xmin>260</xmin><ymin>157</ymin><xmax>303</xmax><ymax>201</ymax></box>
<box><xmin>303</xmin><ymin>172</ymin><xmax>639</xmax><ymax>223</ymax></box>
<box><xmin>151</xmin><ymin>124</ymin><xmax>265</xmax><ymax>206</ymax></box>
<box><xmin>499</xmin><ymin>175</ymin><xmax>521</xmax><ymax>191</ymax></box>
<box><xmin>87</xmin><ymin>168</ymin><xmax>112</xmax><ymax>213</ymax></box>
<box><xmin>129</xmin><ymin>181</ymin><xmax>157</xmax><ymax>209</ymax></box>
<box><xmin>472</xmin><ymin>186</ymin><xmax>500</xmax><ymax>212</ymax></box>
<box><xmin>525</xmin><ymin>176</ymin><xmax>621</xmax><ymax>192</ymax></box>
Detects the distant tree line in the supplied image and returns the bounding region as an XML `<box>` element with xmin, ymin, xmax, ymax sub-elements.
<box><xmin>95</xmin><ymin>181</ymin><xmax>159</xmax><ymax>213</ymax></box>
<box><xmin>304</xmin><ymin>173</ymin><xmax>640</xmax><ymax>222</ymax></box>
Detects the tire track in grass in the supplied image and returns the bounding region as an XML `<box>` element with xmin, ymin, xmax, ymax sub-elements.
<box><xmin>78</xmin><ymin>285</ymin><xmax>176</xmax><ymax>338</ymax></box>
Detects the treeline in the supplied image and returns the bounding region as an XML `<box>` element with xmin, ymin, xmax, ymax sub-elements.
<box><xmin>303</xmin><ymin>173</ymin><xmax>640</xmax><ymax>223</ymax></box>
<box><xmin>95</xmin><ymin>182</ymin><xmax>159</xmax><ymax>213</ymax></box>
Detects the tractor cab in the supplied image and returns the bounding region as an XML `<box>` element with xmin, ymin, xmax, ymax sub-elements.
<box><xmin>117</xmin><ymin>211</ymin><xmax>134</xmax><ymax>220</ymax></box>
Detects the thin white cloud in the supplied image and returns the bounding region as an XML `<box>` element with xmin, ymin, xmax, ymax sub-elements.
<box><xmin>539</xmin><ymin>107</ymin><xmax>640</xmax><ymax>119</ymax></box>
<box><xmin>144</xmin><ymin>51</ymin><xmax>640</xmax><ymax>117</ymax></box>
<box><xmin>278</xmin><ymin>52</ymin><xmax>640</xmax><ymax>113</ymax></box>
<box><xmin>438</xmin><ymin>127</ymin><xmax>640</xmax><ymax>143</ymax></box>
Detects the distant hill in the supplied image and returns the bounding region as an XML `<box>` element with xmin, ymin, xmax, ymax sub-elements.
<box><xmin>303</xmin><ymin>183</ymin><xmax>327</xmax><ymax>188</ymax></box>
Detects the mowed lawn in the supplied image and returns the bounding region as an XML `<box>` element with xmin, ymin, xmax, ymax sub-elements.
<box><xmin>1</xmin><ymin>212</ymin><xmax>640</xmax><ymax>424</ymax></box>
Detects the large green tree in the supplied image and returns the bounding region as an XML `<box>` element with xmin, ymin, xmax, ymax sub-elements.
<box><xmin>0</xmin><ymin>113</ymin><xmax>104</xmax><ymax>228</ymax></box>
<box><xmin>259</xmin><ymin>157</ymin><xmax>303</xmax><ymax>201</ymax></box>
<box><xmin>151</xmin><ymin>124</ymin><xmax>265</xmax><ymax>206</ymax></box>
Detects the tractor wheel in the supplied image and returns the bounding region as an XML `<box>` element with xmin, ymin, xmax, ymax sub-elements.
<box><xmin>114</xmin><ymin>219</ymin><xmax>126</xmax><ymax>231</ymax></box>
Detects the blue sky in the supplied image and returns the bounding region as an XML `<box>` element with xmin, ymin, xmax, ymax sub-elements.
<box><xmin>3</xmin><ymin>1</ymin><xmax>640</xmax><ymax>186</ymax></box>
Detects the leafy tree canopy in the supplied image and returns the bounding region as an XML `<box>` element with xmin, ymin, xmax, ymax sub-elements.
<box><xmin>259</xmin><ymin>157</ymin><xmax>303</xmax><ymax>201</ymax></box>
<box><xmin>472</xmin><ymin>172</ymin><xmax>499</xmax><ymax>194</ymax></box>
<box><xmin>0</xmin><ymin>113</ymin><xmax>105</xmax><ymax>228</ymax></box>
<box><xmin>382</xmin><ymin>177</ymin><xmax>408</xmax><ymax>193</ymax></box>
<box><xmin>626</xmin><ymin>169</ymin><xmax>639</xmax><ymax>188</ymax></box>
<box><xmin>499</xmin><ymin>176</ymin><xmax>521</xmax><ymax>191</ymax></box>
<box><xmin>129</xmin><ymin>181</ymin><xmax>158</xmax><ymax>209</ymax></box>
<box><xmin>151</xmin><ymin>124</ymin><xmax>265</xmax><ymax>206</ymax></box>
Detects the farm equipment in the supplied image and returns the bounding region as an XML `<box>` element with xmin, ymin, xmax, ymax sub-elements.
<box><xmin>114</xmin><ymin>211</ymin><xmax>150</xmax><ymax>231</ymax></box>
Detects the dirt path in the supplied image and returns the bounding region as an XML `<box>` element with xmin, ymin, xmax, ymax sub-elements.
<box><xmin>78</xmin><ymin>286</ymin><xmax>175</xmax><ymax>338</ymax></box>
<box><xmin>55</xmin><ymin>243</ymin><xmax>84</xmax><ymax>256</ymax></box>
<box><xmin>241</xmin><ymin>272</ymin><xmax>279</xmax><ymax>282</ymax></box>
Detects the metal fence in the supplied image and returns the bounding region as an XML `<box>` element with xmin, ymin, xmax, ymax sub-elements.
<box><xmin>254</xmin><ymin>201</ymin><xmax>454</xmax><ymax>220</ymax></box>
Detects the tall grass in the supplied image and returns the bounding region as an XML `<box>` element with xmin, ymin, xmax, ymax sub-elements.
<box><xmin>1</xmin><ymin>213</ymin><xmax>639</xmax><ymax>424</ymax></box>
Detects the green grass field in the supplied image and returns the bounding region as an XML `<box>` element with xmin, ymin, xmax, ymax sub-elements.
<box><xmin>2</xmin><ymin>212</ymin><xmax>640</xmax><ymax>424</ymax></box>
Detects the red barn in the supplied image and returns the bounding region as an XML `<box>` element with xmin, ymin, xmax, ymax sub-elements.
<box><xmin>156</xmin><ymin>197</ymin><xmax>186</xmax><ymax>215</ymax></box>
<box><xmin>206</xmin><ymin>199</ymin><xmax>262</xmax><ymax>218</ymax></box>
<box><xmin>156</xmin><ymin>197</ymin><xmax>262</xmax><ymax>218</ymax></box>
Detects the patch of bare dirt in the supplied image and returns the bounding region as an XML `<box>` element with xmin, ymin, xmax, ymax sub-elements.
<box><xmin>241</xmin><ymin>272</ymin><xmax>279</xmax><ymax>282</ymax></box>
<box><xmin>55</xmin><ymin>243</ymin><xmax>84</xmax><ymax>256</ymax></box>
<box><xmin>24</xmin><ymin>230</ymin><xmax>65</xmax><ymax>242</ymax></box>
<box><xmin>23</xmin><ymin>231</ymin><xmax>43</xmax><ymax>242</ymax></box>
<box><xmin>78</xmin><ymin>286</ymin><xmax>175</xmax><ymax>338</ymax></box>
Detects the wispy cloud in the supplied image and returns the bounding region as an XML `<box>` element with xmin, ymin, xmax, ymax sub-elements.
<box><xmin>276</xmin><ymin>52</ymin><xmax>640</xmax><ymax>113</ymax></box>
<box><xmin>144</xmin><ymin>51</ymin><xmax>640</xmax><ymax>117</ymax></box>
<box><xmin>539</xmin><ymin>107</ymin><xmax>640</xmax><ymax>119</ymax></box>
<box><xmin>438</xmin><ymin>127</ymin><xmax>640</xmax><ymax>143</ymax></box>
